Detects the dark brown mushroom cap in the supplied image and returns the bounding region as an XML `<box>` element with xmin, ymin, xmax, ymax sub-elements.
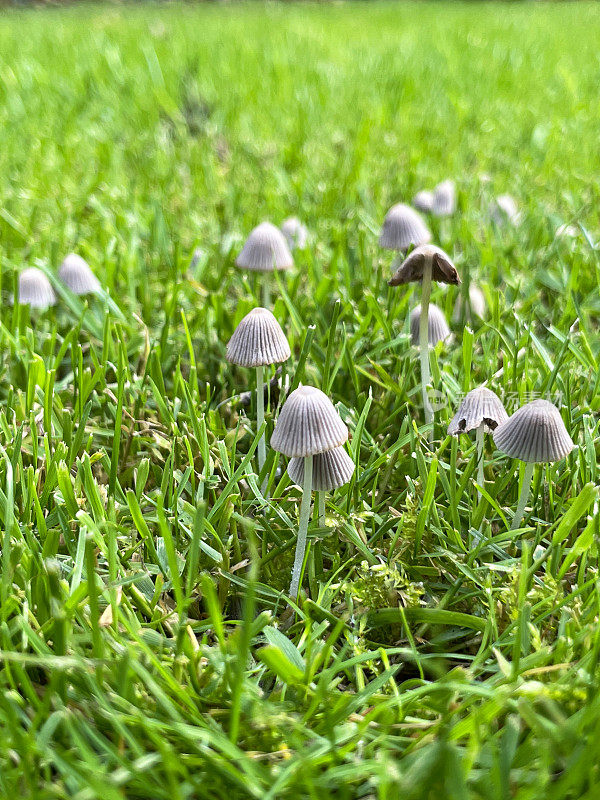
<box><xmin>287</xmin><ymin>446</ymin><xmax>355</xmax><ymax>491</ymax></box>
<box><xmin>448</xmin><ymin>386</ymin><xmax>508</xmax><ymax>435</ymax></box>
<box><xmin>379</xmin><ymin>203</ymin><xmax>431</xmax><ymax>251</ymax></box>
<box><xmin>388</xmin><ymin>244</ymin><xmax>460</xmax><ymax>286</ymax></box>
<box><xmin>271</xmin><ymin>386</ymin><xmax>348</xmax><ymax>458</ymax></box>
<box><xmin>226</xmin><ymin>307</ymin><xmax>290</xmax><ymax>368</ymax></box>
<box><xmin>493</xmin><ymin>399</ymin><xmax>575</xmax><ymax>463</ymax></box>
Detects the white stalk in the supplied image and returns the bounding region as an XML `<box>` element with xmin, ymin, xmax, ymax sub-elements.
<box><xmin>289</xmin><ymin>455</ymin><xmax>313</xmax><ymax>598</ymax></box>
<box><xmin>256</xmin><ymin>365</ymin><xmax>266</xmax><ymax>477</ymax></box>
<box><xmin>419</xmin><ymin>256</ymin><xmax>433</xmax><ymax>436</ymax></box>
<box><xmin>318</xmin><ymin>491</ymin><xmax>326</xmax><ymax>526</ymax></box>
<box><xmin>262</xmin><ymin>279</ymin><xmax>271</xmax><ymax>309</ymax></box>
<box><xmin>511</xmin><ymin>461</ymin><xmax>535</xmax><ymax>530</ymax></box>
<box><xmin>476</xmin><ymin>424</ymin><xmax>484</xmax><ymax>500</ymax></box>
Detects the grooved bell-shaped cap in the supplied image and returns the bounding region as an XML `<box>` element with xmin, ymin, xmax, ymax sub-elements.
<box><xmin>271</xmin><ymin>386</ymin><xmax>348</xmax><ymax>458</ymax></box>
<box><xmin>453</xmin><ymin>284</ymin><xmax>486</xmax><ymax>322</ymax></box>
<box><xmin>226</xmin><ymin>307</ymin><xmax>290</xmax><ymax>368</ymax></box>
<box><xmin>493</xmin><ymin>399</ymin><xmax>575</xmax><ymax>463</ymax></box>
<box><xmin>409</xmin><ymin>304</ymin><xmax>451</xmax><ymax>347</ymax></box>
<box><xmin>379</xmin><ymin>203</ymin><xmax>431</xmax><ymax>251</ymax></box>
<box><xmin>235</xmin><ymin>222</ymin><xmax>293</xmax><ymax>272</ymax></box>
<box><xmin>18</xmin><ymin>267</ymin><xmax>56</xmax><ymax>309</ymax></box>
<box><xmin>280</xmin><ymin>217</ymin><xmax>308</xmax><ymax>250</ymax></box>
<box><xmin>448</xmin><ymin>386</ymin><xmax>508</xmax><ymax>435</ymax></box>
<box><xmin>432</xmin><ymin>180</ymin><xmax>456</xmax><ymax>217</ymax></box>
<box><xmin>58</xmin><ymin>253</ymin><xmax>101</xmax><ymax>295</ymax></box>
<box><xmin>389</xmin><ymin>244</ymin><xmax>460</xmax><ymax>286</ymax></box>
<box><xmin>413</xmin><ymin>190</ymin><xmax>435</xmax><ymax>213</ymax></box>
<box><xmin>287</xmin><ymin>445</ymin><xmax>355</xmax><ymax>491</ymax></box>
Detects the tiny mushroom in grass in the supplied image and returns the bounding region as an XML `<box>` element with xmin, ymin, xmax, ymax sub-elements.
<box><xmin>17</xmin><ymin>267</ymin><xmax>56</xmax><ymax>309</ymax></box>
<box><xmin>413</xmin><ymin>190</ymin><xmax>435</xmax><ymax>213</ymax></box>
<box><xmin>409</xmin><ymin>303</ymin><xmax>451</xmax><ymax>347</ymax></box>
<box><xmin>271</xmin><ymin>386</ymin><xmax>348</xmax><ymax>598</ymax></box>
<box><xmin>379</xmin><ymin>203</ymin><xmax>431</xmax><ymax>253</ymax></box>
<box><xmin>432</xmin><ymin>180</ymin><xmax>456</xmax><ymax>217</ymax></box>
<box><xmin>288</xmin><ymin>445</ymin><xmax>355</xmax><ymax>526</ymax></box>
<box><xmin>453</xmin><ymin>283</ymin><xmax>486</xmax><ymax>323</ymax></box>
<box><xmin>226</xmin><ymin>307</ymin><xmax>291</xmax><ymax>480</ymax></box>
<box><xmin>491</xmin><ymin>194</ymin><xmax>520</xmax><ymax>226</ymax></box>
<box><xmin>236</xmin><ymin>222</ymin><xmax>293</xmax><ymax>307</ymax></box>
<box><xmin>59</xmin><ymin>253</ymin><xmax>101</xmax><ymax>295</ymax></box>
<box><xmin>448</xmin><ymin>386</ymin><xmax>508</xmax><ymax>497</ymax></box>
<box><xmin>493</xmin><ymin>399</ymin><xmax>575</xmax><ymax>530</ymax></box>
<box><xmin>389</xmin><ymin>244</ymin><xmax>460</xmax><ymax>434</ymax></box>
<box><xmin>281</xmin><ymin>217</ymin><xmax>308</xmax><ymax>250</ymax></box>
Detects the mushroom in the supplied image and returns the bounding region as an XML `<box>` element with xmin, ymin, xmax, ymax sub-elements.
<box><xmin>280</xmin><ymin>217</ymin><xmax>308</xmax><ymax>250</ymax></box>
<box><xmin>389</xmin><ymin>245</ymin><xmax>460</xmax><ymax>432</ymax></box>
<box><xmin>413</xmin><ymin>190</ymin><xmax>435</xmax><ymax>213</ymax></box>
<box><xmin>58</xmin><ymin>253</ymin><xmax>101</xmax><ymax>295</ymax></box>
<box><xmin>379</xmin><ymin>203</ymin><xmax>431</xmax><ymax>253</ymax></box>
<box><xmin>432</xmin><ymin>180</ymin><xmax>456</xmax><ymax>217</ymax></box>
<box><xmin>453</xmin><ymin>284</ymin><xmax>486</xmax><ymax>323</ymax></box>
<box><xmin>17</xmin><ymin>267</ymin><xmax>56</xmax><ymax>309</ymax></box>
<box><xmin>493</xmin><ymin>399</ymin><xmax>575</xmax><ymax>529</ymax></box>
<box><xmin>226</xmin><ymin>307</ymin><xmax>291</xmax><ymax>479</ymax></box>
<box><xmin>409</xmin><ymin>303</ymin><xmax>451</xmax><ymax>347</ymax></box>
<box><xmin>287</xmin><ymin>445</ymin><xmax>355</xmax><ymax>526</ymax></box>
<box><xmin>271</xmin><ymin>386</ymin><xmax>348</xmax><ymax>597</ymax></box>
<box><xmin>448</xmin><ymin>386</ymin><xmax>508</xmax><ymax>497</ymax></box>
<box><xmin>235</xmin><ymin>222</ymin><xmax>293</xmax><ymax>306</ymax></box>
<box><xmin>491</xmin><ymin>194</ymin><xmax>520</xmax><ymax>226</ymax></box>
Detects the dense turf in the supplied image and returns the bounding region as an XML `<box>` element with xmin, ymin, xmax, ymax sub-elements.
<box><xmin>1</xmin><ymin>2</ymin><xmax>600</xmax><ymax>797</ymax></box>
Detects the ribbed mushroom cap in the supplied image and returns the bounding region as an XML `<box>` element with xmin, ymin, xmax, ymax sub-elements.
<box><xmin>409</xmin><ymin>304</ymin><xmax>451</xmax><ymax>347</ymax></box>
<box><xmin>226</xmin><ymin>307</ymin><xmax>290</xmax><ymax>368</ymax></box>
<box><xmin>491</xmin><ymin>194</ymin><xmax>520</xmax><ymax>226</ymax></box>
<box><xmin>280</xmin><ymin>217</ymin><xmax>308</xmax><ymax>250</ymax></box>
<box><xmin>379</xmin><ymin>203</ymin><xmax>431</xmax><ymax>251</ymax></box>
<box><xmin>413</xmin><ymin>190</ymin><xmax>435</xmax><ymax>213</ymax></box>
<box><xmin>432</xmin><ymin>180</ymin><xmax>456</xmax><ymax>217</ymax></box>
<box><xmin>58</xmin><ymin>253</ymin><xmax>101</xmax><ymax>295</ymax></box>
<box><xmin>388</xmin><ymin>244</ymin><xmax>460</xmax><ymax>286</ymax></box>
<box><xmin>287</xmin><ymin>446</ymin><xmax>355</xmax><ymax>491</ymax></box>
<box><xmin>493</xmin><ymin>399</ymin><xmax>575</xmax><ymax>463</ymax></box>
<box><xmin>448</xmin><ymin>386</ymin><xmax>508</xmax><ymax>435</ymax></box>
<box><xmin>453</xmin><ymin>284</ymin><xmax>486</xmax><ymax>322</ymax></box>
<box><xmin>235</xmin><ymin>222</ymin><xmax>294</xmax><ymax>272</ymax></box>
<box><xmin>271</xmin><ymin>385</ymin><xmax>348</xmax><ymax>458</ymax></box>
<box><xmin>18</xmin><ymin>268</ymin><xmax>56</xmax><ymax>309</ymax></box>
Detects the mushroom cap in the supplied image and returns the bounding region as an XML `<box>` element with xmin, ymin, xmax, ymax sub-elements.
<box><xmin>491</xmin><ymin>194</ymin><xmax>520</xmax><ymax>226</ymax></box>
<box><xmin>493</xmin><ymin>399</ymin><xmax>575</xmax><ymax>463</ymax></box>
<box><xmin>271</xmin><ymin>385</ymin><xmax>348</xmax><ymax>458</ymax></box>
<box><xmin>448</xmin><ymin>386</ymin><xmax>508</xmax><ymax>435</ymax></box>
<box><xmin>58</xmin><ymin>253</ymin><xmax>101</xmax><ymax>295</ymax></box>
<box><xmin>379</xmin><ymin>203</ymin><xmax>431</xmax><ymax>251</ymax></box>
<box><xmin>226</xmin><ymin>307</ymin><xmax>290</xmax><ymax>368</ymax></box>
<box><xmin>453</xmin><ymin>284</ymin><xmax>486</xmax><ymax>322</ymax></box>
<box><xmin>235</xmin><ymin>222</ymin><xmax>294</xmax><ymax>272</ymax></box>
<box><xmin>409</xmin><ymin>304</ymin><xmax>451</xmax><ymax>347</ymax></box>
<box><xmin>413</xmin><ymin>190</ymin><xmax>435</xmax><ymax>213</ymax></box>
<box><xmin>18</xmin><ymin>267</ymin><xmax>56</xmax><ymax>309</ymax></box>
<box><xmin>280</xmin><ymin>217</ymin><xmax>308</xmax><ymax>250</ymax></box>
<box><xmin>388</xmin><ymin>244</ymin><xmax>460</xmax><ymax>286</ymax></box>
<box><xmin>287</xmin><ymin>446</ymin><xmax>355</xmax><ymax>491</ymax></box>
<box><xmin>432</xmin><ymin>180</ymin><xmax>456</xmax><ymax>217</ymax></box>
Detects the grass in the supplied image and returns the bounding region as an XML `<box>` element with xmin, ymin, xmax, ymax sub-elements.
<box><xmin>1</xmin><ymin>1</ymin><xmax>600</xmax><ymax>797</ymax></box>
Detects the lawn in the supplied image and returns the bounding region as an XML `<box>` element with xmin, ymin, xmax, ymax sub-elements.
<box><xmin>1</xmin><ymin>1</ymin><xmax>600</xmax><ymax>797</ymax></box>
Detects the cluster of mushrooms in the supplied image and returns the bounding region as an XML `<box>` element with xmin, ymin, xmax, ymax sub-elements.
<box><xmin>15</xmin><ymin>254</ymin><xmax>101</xmax><ymax>309</ymax></box>
<box><xmin>226</xmin><ymin>188</ymin><xmax>576</xmax><ymax>598</ymax></box>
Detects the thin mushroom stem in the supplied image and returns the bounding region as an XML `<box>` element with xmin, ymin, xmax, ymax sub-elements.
<box><xmin>262</xmin><ymin>279</ymin><xmax>271</xmax><ymax>309</ymax></box>
<box><xmin>256</xmin><ymin>365</ymin><xmax>266</xmax><ymax>478</ymax></box>
<box><xmin>317</xmin><ymin>491</ymin><xmax>326</xmax><ymax>526</ymax></box>
<box><xmin>476</xmin><ymin>424</ymin><xmax>485</xmax><ymax>500</ymax></box>
<box><xmin>511</xmin><ymin>461</ymin><xmax>535</xmax><ymax>530</ymax></box>
<box><xmin>289</xmin><ymin>455</ymin><xmax>313</xmax><ymax>599</ymax></box>
<box><xmin>419</xmin><ymin>256</ymin><xmax>433</xmax><ymax>436</ymax></box>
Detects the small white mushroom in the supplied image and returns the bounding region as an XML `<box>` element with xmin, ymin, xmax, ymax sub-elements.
<box><xmin>18</xmin><ymin>268</ymin><xmax>56</xmax><ymax>309</ymax></box>
<box><xmin>453</xmin><ymin>284</ymin><xmax>486</xmax><ymax>323</ymax></box>
<box><xmin>491</xmin><ymin>194</ymin><xmax>520</xmax><ymax>226</ymax></box>
<box><xmin>432</xmin><ymin>180</ymin><xmax>456</xmax><ymax>217</ymax></box>
<box><xmin>379</xmin><ymin>203</ymin><xmax>431</xmax><ymax>252</ymax></box>
<box><xmin>280</xmin><ymin>217</ymin><xmax>308</xmax><ymax>250</ymax></box>
<box><xmin>409</xmin><ymin>304</ymin><xmax>451</xmax><ymax>347</ymax></box>
<box><xmin>413</xmin><ymin>190</ymin><xmax>435</xmax><ymax>213</ymax></box>
<box><xmin>59</xmin><ymin>254</ymin><xmax>101</xmax><ymax>295</ymax></box>
<box><xmin>236</xmin><ymin>222</ymin><xmax>293</xmax><ymax>306</ymax></box>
